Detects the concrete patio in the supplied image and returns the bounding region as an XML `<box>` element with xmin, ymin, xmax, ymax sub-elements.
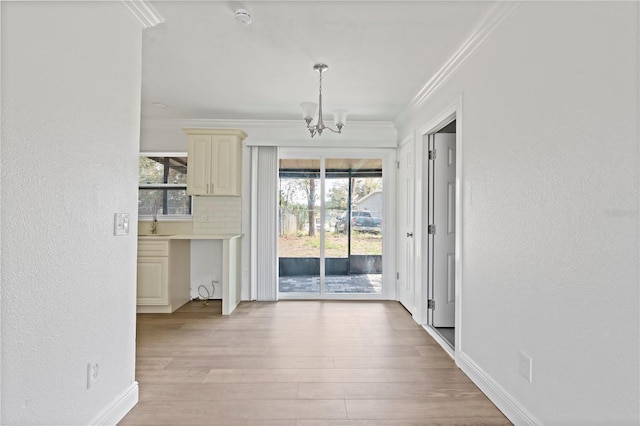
<box><xmin>278</xmin><ymin>274</ymin><xmax>382</xmax><ymax>294</ymax></box>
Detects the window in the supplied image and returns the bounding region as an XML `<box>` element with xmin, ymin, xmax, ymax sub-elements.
<box><xmin>138</xmin><ymin>155</ymin><xmax>191</xmax><ymax>216</ymax></box>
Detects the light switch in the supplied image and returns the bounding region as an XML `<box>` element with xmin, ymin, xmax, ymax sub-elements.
<box><xmin>114</xmin><ymin>213</ymin><xmax>130</xmax><ymax>236</ymax></box>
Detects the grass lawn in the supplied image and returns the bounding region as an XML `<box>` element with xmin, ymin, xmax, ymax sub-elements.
<box><xmin>279</xmin><ymin>231</ymin><xmax>382</xmax><ymax>257</ymax></box>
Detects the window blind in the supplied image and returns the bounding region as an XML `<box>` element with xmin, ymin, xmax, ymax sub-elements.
<box><xmin>250</xmin><ymin>146</ymin><xmax>279</xmax><ymax>301</ymax></box>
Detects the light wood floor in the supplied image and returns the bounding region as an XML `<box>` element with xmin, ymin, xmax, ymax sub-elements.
<box><xmin>120</xmin><ymin>300</ymin><xmax>511</xmax><ymax>425</ymax></box>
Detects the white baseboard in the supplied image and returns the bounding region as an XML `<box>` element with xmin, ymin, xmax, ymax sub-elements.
<box><xmin>89</xmin><ymin>381</ymin><xmax>139</xmax><ymax>426</ymax></box>
<box><xmin>456</xmin><ymin>351</ymin><xmax>540</xmax><ymax>425</ymax></box>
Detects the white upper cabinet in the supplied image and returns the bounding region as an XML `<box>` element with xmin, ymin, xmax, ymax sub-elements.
<box><xmin>184</xmin><ymin>128</ymin><xmax>247</xmax><ymax>196</ymax></box>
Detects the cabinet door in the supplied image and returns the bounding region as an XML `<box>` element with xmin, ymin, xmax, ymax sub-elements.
<box><xmin>187</xmin><ymin>135</ymin><xmax>212</xmax><ymax>195</ymax></box>
<box><xmin>211</xmin><ymin>135</ymin><xmax>240</xmax><ymax>196</ymax></box>
<box><xmin>137</xmin><ymin>257</ymin><xmax>169</xmax><ymax>305</ymax></box>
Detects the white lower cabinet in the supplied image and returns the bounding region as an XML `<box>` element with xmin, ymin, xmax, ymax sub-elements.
<box><xmin>137</xmin><ymin>238</ymin><xmax>190</xmax><ymax>313</ymax></box>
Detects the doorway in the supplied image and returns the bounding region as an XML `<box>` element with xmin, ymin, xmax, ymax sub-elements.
<box><xmin>277</xmin><ymin>156</ymin><xmax>384</xmax><ymax>297</ymax></box>
<box><xmin>427</xmin><ymin>119</ymin><xmax>457</xmax><ymax>348</ymax></box>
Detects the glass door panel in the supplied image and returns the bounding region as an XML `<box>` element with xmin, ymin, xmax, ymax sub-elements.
<box><xmin>349</xmin><ymin>176</ymin><xmax>383</xmax><ymax>294</ymax></box>
<box><xmin>325</xmin><ymin>177</ymin><xmax>349</xmax><ymax>292</ymax></box>
<box><xmin>278</xmin><ymin>159</ymin><xmax>320</xmax><ymax>294</ymax></box>
<box><xmin>325</xmin><ymin>159</ymin><xmax>383</xmax><ymax>294</ymax></box>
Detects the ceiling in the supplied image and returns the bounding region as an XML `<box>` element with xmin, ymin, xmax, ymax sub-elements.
<box><xmin>141</xmin><ymin>1</ymin><xmax>494</xmax><ymax>124</ymax></box>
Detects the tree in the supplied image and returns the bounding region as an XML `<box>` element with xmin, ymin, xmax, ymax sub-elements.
<box><xmin>139</xmin><ymin>157</ymin><xmax>164</xmax><ymax>184</ymax></box>
<box><xmin>326</xmin><ymin>180</ymin><xmax>348</xmax><ymax>212</ymax></box>
<box><xmin>307</xmin><ymin>179</ymin><xmax>316</xmax><ymax>237</ymax></box>
<box><xmin>352</xmin><ymin>178</ymin><xmax>382</xmax><ymax>202</ymax></box>
<box><xmin>278</xmin><ymin>176</ymin><xmax>381</xmax><ymax>236</ymax></box>
<box><xmin>279</xmin><ymin>177</ymin><xmax>319</xmax><ymax>236</ymax></box>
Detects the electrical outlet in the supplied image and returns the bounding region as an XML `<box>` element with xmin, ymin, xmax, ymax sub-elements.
<box><xmin>519</xmin><ymin>352</ymin><xmax>532</xmax><ymax>383</ymax></box>
<box><xmin>87</xmin><ymin>360</ymin><xmax>100</xmax><ymax>389</ymax></box>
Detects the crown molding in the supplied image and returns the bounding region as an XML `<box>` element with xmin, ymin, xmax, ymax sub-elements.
<box><xmin>120</xmin><ymin>0</ymin><xmax>164</xmax><ymax>29</ymax></box>
<box><xmin>140</xmin><ymin>118</ymin><xmax>398</xmax><ymax>148</ymax></box>
<box><xmin>395</xmin><ymin>1</ymin><xmax>521</xmax><ymax>127</ymax></box>
<box><xmin>141</xmin><ymin>118</ymin><xmax>396</xmax><ymax>131</ymax></box>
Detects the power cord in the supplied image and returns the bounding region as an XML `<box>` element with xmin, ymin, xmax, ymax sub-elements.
<box><xmin>196</xmin><ymin>280</ymin><xmax>219</xmax><ymax>306</ymax></box>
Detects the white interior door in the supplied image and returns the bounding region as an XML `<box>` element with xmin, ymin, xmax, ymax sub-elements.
<box><xmin>396</xmin><ymin>141</ymin><xmax>415</xmax><ymax>313</ymax></box>
<box><xmin>431</xmin><ymin>133</ymin><xmax>456</xmax><ymax>327</ymax></box>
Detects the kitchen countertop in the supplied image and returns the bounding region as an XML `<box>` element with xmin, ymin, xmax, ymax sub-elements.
<box><xmin>138</xmin><ymin>234</ymin><xmax>242</xmax><ymax>240</ymax></box>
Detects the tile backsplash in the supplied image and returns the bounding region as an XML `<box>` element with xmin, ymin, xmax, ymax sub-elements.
<box><xmin>192</xmin><ymin>196</ymin><xmax>242</xmax><ymax>234</ymax></box>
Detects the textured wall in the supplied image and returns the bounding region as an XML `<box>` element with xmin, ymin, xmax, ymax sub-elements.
<box><xmin>397</xmin><ymin>2</ymin><xmax>639</xmax><ymax>424</ymax></box>
<box><xmin>1</xmin><ymin>2</ymin><xmax>141</xmax><ymax>424</ymax></box>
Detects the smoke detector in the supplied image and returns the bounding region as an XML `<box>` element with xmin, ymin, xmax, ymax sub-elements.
<box><xmin>234</xmin><ymin>8</ymin><xmax>252</xmax><ymax>25</ymax></box>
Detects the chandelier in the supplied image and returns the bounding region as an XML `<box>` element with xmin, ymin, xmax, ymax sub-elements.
<box><xmin>300</xmin><ymin>63</ymin><xmax>348</xmax><ymax>137</ymax></box>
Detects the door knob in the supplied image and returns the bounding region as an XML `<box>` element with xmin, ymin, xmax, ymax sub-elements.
<box><xmin>407</xmin><ymin>232</ymin><xmax>413</xmax><ymax>237</ymax></box>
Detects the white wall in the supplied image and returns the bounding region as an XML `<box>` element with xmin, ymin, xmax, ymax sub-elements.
<box><xmin>1</xmin><ymin>2</ymin><xmax>142</xmax><ymax>424</ymax></box>
<box><xmin>397</xmin><ymin>2</ymin><xmax>639</xmax><ymax>424</ymax></box>
<box><xmin>190</xmin><ymin>240</ymin><xmax>223</xmax><ymax>299</ymax></box>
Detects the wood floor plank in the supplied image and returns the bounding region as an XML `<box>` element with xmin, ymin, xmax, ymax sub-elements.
<box><xmin>136</xmin><ymin>357</ymin><xmax>173</xmax><ymax>371</ymax></box>
<box><xmin>121</xmin><ymin>400</ymin><xmax>347</xmax><ymax>424</ymax></box>
<box><xmin>370</xmin><ymin>335</ymin><xmax>440</xmax><ymax>346</ymax></box>
<box><xmin>229</xmin><ymin>336</ymin><xmax>376</xmax><ymax>347</ymax></box>
<box><xmin>267</xmin><ymin>344</ymin><xmax>422</xmax><ymax>357</ymax></box>
<box><xmin>121</xmin><ymin>422</ymin><xmax>296</xmax><ymax>426</ymax></box>
<box><xmin>120</xmin><ymin>301</ymin><xmax>511</xmax><ymax>425</ymax></box>
<box><xmin>297</xmin><ymin>381</ymin><xmax>484</xmax><ymax>400</ymax></box>
<box><xmin>345</xmin><ymin>399</ymin><xmax>511</xmax><ymax>421</ymax></box>
<box><xmin>136</xmin><ymin>345</ymin><xmax>270</xmax><ymax>357</ymax></box>
<box><xmin>203</xmin><ymin>368</ymin><xmax>389</xmax><ymax>383</ymax></box>
<box><xmin>384</xmin><ymin>367</ymin><xmax>474</xmax><ymax>383</ymax></box>
<box><xmin>138</xmin><ymin>383</ymin><xmax>299</xmax><ymax>402</ymax></box>
<box><xmin>333</xmin><ymin>355</ymin><xmax>454</xmax><ymax>369</ymax></box>
<box><xmin>165</xmin><ymin>356</ymin><xmax>335</xmax><ymax>370</ymax></box>
<box><xmin>134</xmin><ymin>368</ymin><xmax>211</xmax><ymax>384</ymax></box>
<box><xmin>297</xmin><ymin>419</ymin><xmax>511</xmax><ymax>426</ymax></box>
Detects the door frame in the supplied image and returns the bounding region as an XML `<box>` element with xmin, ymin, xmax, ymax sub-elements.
<box><xmin>414</xmin><ymin>96</ymin><xmax>464</xmax><ymax>356</ymax></box>
<box><xmin>277</xmin><ymin>147</ymin><xmax>397</xmax><ymax>300</ymax></box>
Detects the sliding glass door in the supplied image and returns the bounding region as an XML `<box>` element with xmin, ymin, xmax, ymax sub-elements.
<box><xmin>278</xmin><ymin>156</ymin><xmax>383</xmax><ymax>297</ymax></box>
